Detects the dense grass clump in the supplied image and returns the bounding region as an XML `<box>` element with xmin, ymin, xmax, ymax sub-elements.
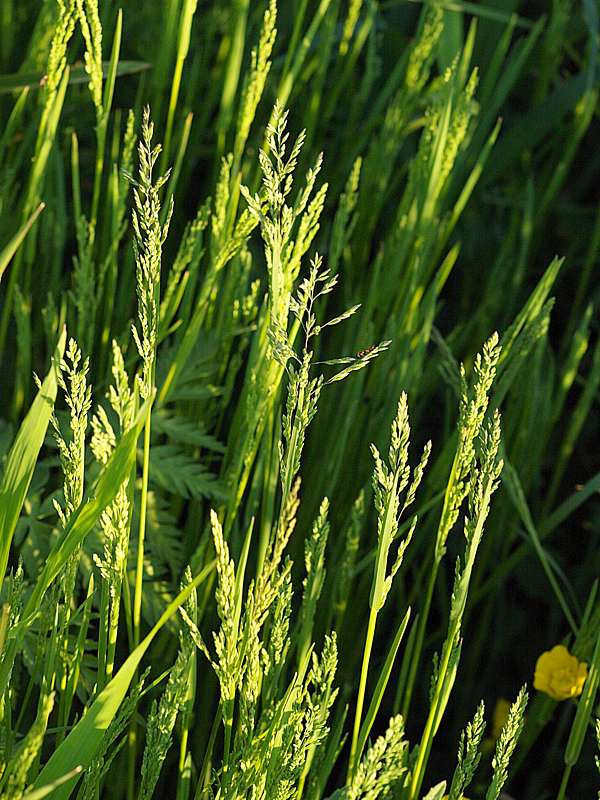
<box><xmin>0</xmin><ymin>1</ymin><xmax>599</xmax><ymax>798</ymax></box>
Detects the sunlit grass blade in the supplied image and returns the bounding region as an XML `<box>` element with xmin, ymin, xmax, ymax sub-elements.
<box><xmin>17</xmin><ymin>394</ymin><xmax>152</xmax><ymax>627</ymax></box>
<box><xmin>21</xmin><ymin>768</ymin><xmax>83</xmax><ymax>799</ymax></box>
<box><xmin>0</xmin><ymin>202</ymin><xmax>45</xmax><ymax>283</ymax></box>
<box><xmin>30</xmin><ymin>559</ymin><xmax>214</xmax><ymax>800</ymax></box>
<box><xmin>355</xmin><ymin>607</ymin><xmax>411</xmax><ymax>763</ymax></box>
<box><xmin>0</xmin><ymin>327</ymin><xmax>64</xmax><ymax>587</ymax></box>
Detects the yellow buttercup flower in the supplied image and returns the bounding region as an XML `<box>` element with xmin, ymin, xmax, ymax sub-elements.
<box><xmin>482</xmin><ymin>697</ymin><xmax>512</xmax><ymax>754</ymax></box>
<box><xmin>533</xmin><ymin>644</ymin><xmax>587</xmax><ymax>701</ymax></box>
<box><xmin>491</xmin><ymin>697</ymin><xmax>511</xmax><ymax>740</ymax></box>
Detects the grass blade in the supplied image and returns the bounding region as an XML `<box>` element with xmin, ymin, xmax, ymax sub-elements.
<box><xmin>0</xmin><ymin>202</ymin><xmax>45</xmax><ymax>283</ymax></box>
<box><xmin>0</xmin><ymin>61</ymin><xmax>150</xmax><ymax>94</ymax></box>
<box><xmin>0</xmin><ymin>327</ymin><xmax>65</xmax><ymax>587</ymax></box>
<box><xmin>30</xmin><ymin>559</ymin><xmax>215</xmax><ymax>799</ymax></box>
<box><xmin>18</xmin><ymin>394</ymin><xmax>153</xmax><ymax>624</ymax></box>
<box><xmin>356</xmin><ymin>607</ymin><xmax>411</xmax><ymax>761</ymax></box>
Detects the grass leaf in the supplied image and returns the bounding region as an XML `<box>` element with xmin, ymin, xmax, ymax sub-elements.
<box><xmin>0</xmin><ymin>327</ymin><xmax>65</xmax><ymax>587</ymax></box>
<box><xmin>30</xmin><ymin>560</ymin><xmax>215</xmax><ymax>799</ymax></box>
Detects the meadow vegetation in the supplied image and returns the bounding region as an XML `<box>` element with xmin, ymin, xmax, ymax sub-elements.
<box><xmin>0</xmin><ymin>0</ymin><xmax>599</xmax><ymax>798</ymax></box>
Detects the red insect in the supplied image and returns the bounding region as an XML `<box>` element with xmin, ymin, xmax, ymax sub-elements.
<box><xmin>356</xmin><ymin>345</ymin><xmax>377</xmax><ymax>359</ymax></box>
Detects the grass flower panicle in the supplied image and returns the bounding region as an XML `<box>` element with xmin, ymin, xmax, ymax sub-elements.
<box><xmin>486</xmin><ymin>687</ymin><xmax>528</xmax><ymax>800</ymax></box>
<box><xmin>448</xmin><ymin>700</ymin><xmax>485</xmax><ymax>800</ymax></box>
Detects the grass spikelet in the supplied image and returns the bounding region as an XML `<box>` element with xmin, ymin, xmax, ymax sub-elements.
<box><xmin>485</xmin><ymin>687</ymin><xmax>528</xmax><ymax>800</ymax></box>
<box><xmin>449</xmin><ymin>701</ymin><xmax>486</xmax><ymax>800</ymax></box>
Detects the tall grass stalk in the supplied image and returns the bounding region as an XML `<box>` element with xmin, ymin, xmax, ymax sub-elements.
<box><xmin>0</xmin><ymin>2</ymin><xmax>599</xmax><ymax>798</ymax></box>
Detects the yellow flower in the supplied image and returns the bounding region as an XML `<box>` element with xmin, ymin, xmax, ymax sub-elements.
<box><xmin>482</xmin><ymin>697</ymin><xmax>511</xmax><ymax>754</ymax></box>
<box><xmin>533</xmin><ymin>644</ymin><xmax>588</xmax><ymax>701</ymax></box>
<box><xmin>491</xmin><ymin>697</ymin><xmax>511</xmax><ymax>740</ymax></box>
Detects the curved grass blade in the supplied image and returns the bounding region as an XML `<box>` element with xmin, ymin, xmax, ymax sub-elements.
<box><xmin>18</xmin><ymin>393</ymin><xmax>154</xmax><ymax>625</ymax></box>
<box><xmin>0</xmin><ymin>202</ymin><xmax>45</xmax><ymax>283</ymax></box>
<box><xmin>0</xmin><ymin>393</ymin><xmax>154</xmax><ymax>699</ymax></box>
<box><xmin>502</xmin><ymin>458</ymin><xmax>578</xmax><ymax>635</ymax></box>
<box><xmin>30</xmin><ymin>559</ymin><xmax>215</xmax><ymax>800</ymax></box>
<box><xmin>0</xmin><ymin>327</ymin><xmax>65</xmax><ymax>587</ymax></box>
<box><xmin>0</xmin><ymin>61</ymin><xmax>150</xmax><ymax>94</ymax></box>
<box><xmin>564</xmin><ymin>624</ymin><xmax>600</xmax><ymax>767</ymax></box>
<box><xmin>22</xmin><ymin>768</ymin><xmax>83</xmax><ymax>799</ymax></box>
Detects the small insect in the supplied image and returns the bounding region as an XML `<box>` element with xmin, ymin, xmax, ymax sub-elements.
<box><xmin>356</xmin><ymin>344</ymin><xmax>377</xmax><ymax>359</ymax></box>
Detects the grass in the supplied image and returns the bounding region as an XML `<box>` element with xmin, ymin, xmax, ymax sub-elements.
<box><xmin>0</xmin><ymin>0</ymin><xmax>599</xmax><ymax>798</ymax></box>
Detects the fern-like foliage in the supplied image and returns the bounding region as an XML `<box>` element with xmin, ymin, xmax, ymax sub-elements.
<box><xmin>148</xmin><ymin>445</ymin><xmax>225</xmax><ymax>500</ymax></box>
